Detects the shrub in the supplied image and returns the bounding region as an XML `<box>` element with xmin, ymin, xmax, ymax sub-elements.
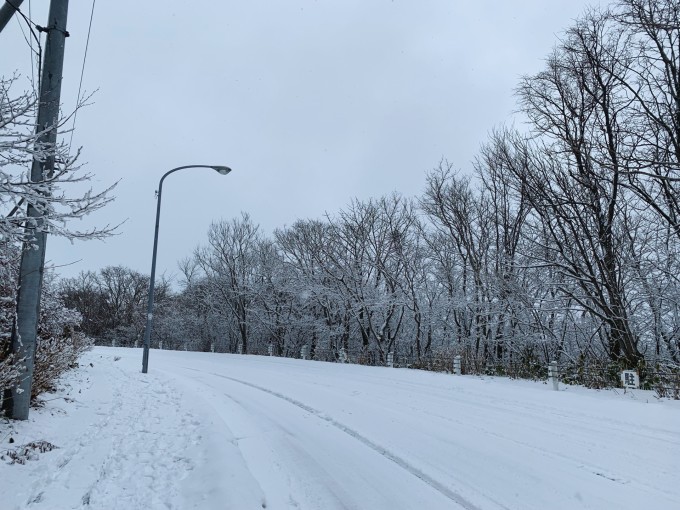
<box><xmin>1</xmin><ymin>243</ymin><xmax>93</xmax><ymax>410</ymax></box>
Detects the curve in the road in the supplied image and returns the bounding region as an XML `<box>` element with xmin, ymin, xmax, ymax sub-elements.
<box><xmin>183</xmin><ymin>367</ymin><xmax>489</xmax><ymax>510</ymax></box>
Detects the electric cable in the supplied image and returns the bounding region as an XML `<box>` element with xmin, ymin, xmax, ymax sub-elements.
<box><xmin>28</xmin><ymin>0</ymin><xmax>33</xmax><ymax>89</ymax></box>
<box><xmin>8</xmin><ymin>0</ymin><xmax>42</xmax><ymax>85</ymax></box>
<box><xmin>68</xmin><ymin>0</ymin><xmax>96</xmax><ymax>154</ymax></box>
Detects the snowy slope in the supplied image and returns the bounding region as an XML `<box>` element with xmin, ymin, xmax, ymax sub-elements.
<box><xmin>1</xmin><ymin>347</ymin><xmax>678</xmax><ymax>510</ymax></box>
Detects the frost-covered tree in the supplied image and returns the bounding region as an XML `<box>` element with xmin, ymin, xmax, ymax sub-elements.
<box><xmin>193</xmin><ymin>213</ymin><xmax>262</xmax><ymax>354</ymax></box>
<box><xmin>1</xmin><ymin>75</ymin><xmax>115</xmax><ymax>418</ymax></box>
<box><xmin>1</xmin><ymin>75</ymin><xmax>115</xmax><ymax>244</ymax></box>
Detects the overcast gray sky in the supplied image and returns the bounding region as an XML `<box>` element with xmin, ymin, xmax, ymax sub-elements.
<box><xmin>3</xmin><ymin>0</ymin><xmax>599</xmax><ymax>282</ymax></box>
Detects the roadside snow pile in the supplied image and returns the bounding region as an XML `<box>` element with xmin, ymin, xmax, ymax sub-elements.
<box><xmin>1</xmin><ymin>347</ymin><xmax>678</xmax><ymax>510</ymax></box>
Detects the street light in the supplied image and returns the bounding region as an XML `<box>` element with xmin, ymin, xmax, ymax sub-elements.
<box><xmin>141</xmin><ymin>164</ymin><xmax>232</xmax><ymax>373</ymax></box>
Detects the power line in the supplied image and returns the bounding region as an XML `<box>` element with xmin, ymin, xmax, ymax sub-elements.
<box><xmin>9</xmin><ymin>0</ymin><xmax>42</xmax><ymax>89</ymax></box>
<box><xmin>68</xmin><ymin>0</ymin><xmax>96</xmax><ymax>153</ymax></box>
<box><xmin>28</xmin><ymin>0</ymin><xmax>33</xmax><ymax>90</ymax></box>
<box><xmin>6</xmin><ymin>1</ymin><xmax>41</xmax><ymax>48</ymax></box>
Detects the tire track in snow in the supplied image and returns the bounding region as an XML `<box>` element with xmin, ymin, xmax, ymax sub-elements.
<box><xmin>217</xmin><ymin>391</ymin><xmax>358</xmax><ymax>510</ymax></box>
<box><xmin>182</xmin><ymin>367</ymin><xmax>487</xmax><ymax>510</ymax></box>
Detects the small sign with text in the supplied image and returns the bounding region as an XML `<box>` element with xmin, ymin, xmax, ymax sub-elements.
<box><xmin>621</xmin><ymin>370</ymin><xmax>639</xmax><ymax>389</ymax></box>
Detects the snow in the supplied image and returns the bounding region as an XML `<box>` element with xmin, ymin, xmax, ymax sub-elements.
<box><xmin>1</xmin><ymin>347</ymin><xmax>678</xmax><ymax>510</ymax></box>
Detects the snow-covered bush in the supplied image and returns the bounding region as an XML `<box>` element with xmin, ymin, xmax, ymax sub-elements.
<box><xmin>30</xmin><ymin>281</ymin><xmax>93</xmax><ymax>399</ymax></box>
<box><xmin>0</xmin><ymin>266</ymin><xmax>20</xmax><ymax>399</ymax></box>
<box><xmin>0</xmin><ymin>244</ymin><xmax>92</xmax><ymax>406</ymax></box>
<box><xmin>0</xmin><ymin>247</ymin><xmax>21</xmax><ymax>396</ymax></box>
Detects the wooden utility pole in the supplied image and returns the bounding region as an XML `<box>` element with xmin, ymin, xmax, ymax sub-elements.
<box><xmin>2</xmin><ymin>0</ymin><xmax>69</xmax><ymax>420</ymax></box>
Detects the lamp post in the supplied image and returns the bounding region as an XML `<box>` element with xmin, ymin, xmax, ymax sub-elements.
<box><xmin>141</xmin><ymin>164</ymin><xmax>232</xmax><ymax>373</ymax></box>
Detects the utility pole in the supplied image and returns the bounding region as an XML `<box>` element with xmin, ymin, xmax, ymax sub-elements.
<box><xmin>0</xmin><ymin>0</ymin><xmax>25</xmax><ymax>34</ymax></box>
<box><xmin>1</xmin><ymin>0</ymin><xmax>69</xmax><ymax>420</ymax></box>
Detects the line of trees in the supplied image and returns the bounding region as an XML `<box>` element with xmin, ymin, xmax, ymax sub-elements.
<box><xmin>60</xmin><ymin>0</ymin><xmax>679</xmax><ymax>383</ymax></box>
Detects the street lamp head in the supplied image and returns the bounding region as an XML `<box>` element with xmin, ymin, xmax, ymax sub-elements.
<box><xmin>212</xmin><ymin>166</ymin><xmax>232</xmax><ymax>175</ymax></box>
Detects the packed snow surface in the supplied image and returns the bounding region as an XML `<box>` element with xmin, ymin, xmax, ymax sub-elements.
<box><xmin>1</xmin><ymin>347</ymin><xmax>678</xmax><ymax>510</ymax></box>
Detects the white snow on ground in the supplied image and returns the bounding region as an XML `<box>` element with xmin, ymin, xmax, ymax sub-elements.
<box><xmin>1</xmin><ymin>347</ymin><xmax>678</xmax><ymax>510</ymax></box>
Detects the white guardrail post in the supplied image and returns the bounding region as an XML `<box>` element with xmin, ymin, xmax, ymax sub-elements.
<box><xmin>387</xmin><ymin>351</ymin><xmax>394</xmax><ymax>368</ymax></box>
<box><xmin>548</xmin><ymin>361</ymin><xmax>559</xmax><ymax>391</ymax></box>
<box><xmin>454</xmin><ymin>355</ymin><xmax>462</xmax><ymax>375</ymax></box>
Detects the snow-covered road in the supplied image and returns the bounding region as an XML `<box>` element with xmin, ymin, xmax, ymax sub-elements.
<box><xmin>2</xmin><ymin>347</ymin><xmax>678</xmax><ymax>510</ymax></box>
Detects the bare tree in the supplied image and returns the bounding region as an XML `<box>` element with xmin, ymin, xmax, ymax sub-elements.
<box><xmin>194</xmin><ymin>213</ymin><xmax>261</xmax><ymax>354</ymax></box>
<box><xmin>276</xmin><ymin>219</ymin><xmax>352</xmax><ymax>358</ymax></box>
<box><xmin>421</xmin><ymin>163</ymin><xmax>495</xmax><ymax>369</ymax></box>
<box><xmin>1</xmin><ymin>75</ymin><xmax>116</xmax><ymax>244</ymax></box>
<box><xmin>610</xmin><ymin>0</ymin><xmax>680</xmax><ymax>238</ymax></box>
<box><xmin>515</xmin><ymin>14</ymin><xmax>644</xmax><ymax>366</ymax></box>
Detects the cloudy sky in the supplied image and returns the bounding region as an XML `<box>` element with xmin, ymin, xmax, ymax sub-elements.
<box><xmin>3</xmin><ymin>0</ymin><xmax>599</xmax><ymax>282</ymax></box>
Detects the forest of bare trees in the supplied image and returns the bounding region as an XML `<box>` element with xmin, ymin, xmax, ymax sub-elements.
<box><xmin>57</xmin><ymin>0</ymin><xmax>680</xmax><ymax>389</ymax></box>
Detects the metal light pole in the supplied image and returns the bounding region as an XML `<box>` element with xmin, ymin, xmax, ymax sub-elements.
<box><xmin>141</xmin><ymin>165</ymin><xmax>232</xmax><ymax>373</ymax></box>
